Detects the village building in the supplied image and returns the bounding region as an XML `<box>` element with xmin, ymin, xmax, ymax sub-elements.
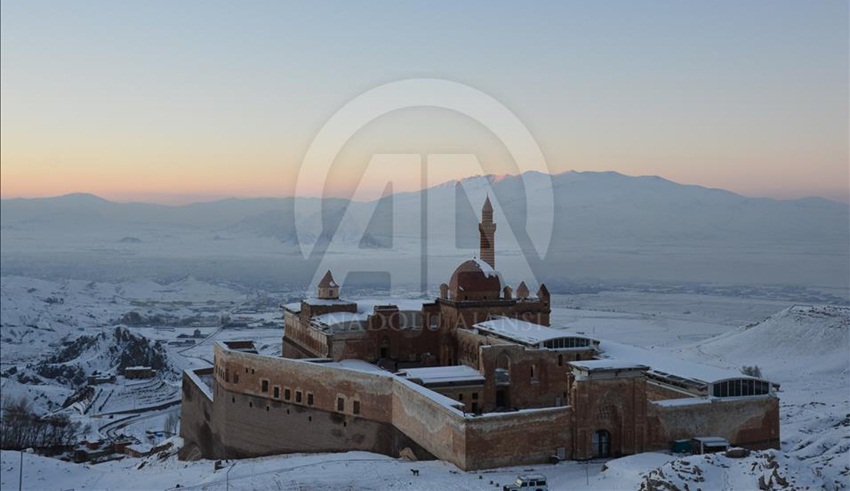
<box><xmin>124</xmin><ymin>366</ymin><xmax>156</xmax><ymax>379</ymax></box>
<box><xmin>180</xmin><ymin>198</ymin><xmax>779</xmax><ymax>470</ymax></box>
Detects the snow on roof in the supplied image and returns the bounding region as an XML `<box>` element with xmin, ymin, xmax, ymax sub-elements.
<box><xmin>471</xmin><ymin>257</ymin><xmax>497</xmax><ymax>278</ymax></box>
<box><xmin>304</xmin><ymin>298</ymin><xmax>356</xmax><ymax>307</ymax></box>
<box><xmin>474</xmin><ymin>317</ymin><xmax>593</xmax><ymax>345</ymax></box>
<box><xmin>312</xmin><ymin>311</ymin><xmax>368</xmax><ymax>330</ymax></box>
<box><xmin>654</xmin><ymin>398</ymin><xmax>712</xmax><ymax>408</ymax></box>
<box><xmin>400</xmin><ymin>365</ymin><xmax>485</xmax><ymax>386</ymax></box>
<box><xmin>318</xmin><ymin>270</ymin><xmax>337</xmax><ymax>288</ymax></box>
<box><xmin>304</xmin><ymin>297</ymin><xmax>430</xmax><ymax>312</ymax></box>
<box><xmin>354</xmin><ymin>298</ymin><xmax>432</xmax><ymax>313</ymax></box>
<box><xmin>570</xmin><ymin>360</ymin><xmax>649</xmax><ymax>372</ymax></box>
<box><xmin>126</xmin><ymin>443</ymin><xmax>153</xmax><ymax>454</ymax></box>
<box><xmin>599</xmin><ymin>340</ymin><xmax>762</xmax><ymax>385</ymax></box>
<box><xmin>283</xmin><ymin>302</ymin><xmax>301</xmax><ymax>313</ymax></box>
<box><xmin>314</xmin><ymin>359</ymin><xmax>389</xmax><ymax>375</ymax></box>
<box><xmin>395</xmin><ymin>377</ymin><xmax>465</xmax><ymax>412</ymax></box>
<box><xmin>186</xmin><ymin>369</ymin><xmax>213</xmax><ymax>400</ymax></box>
<box><xmin>303</xmin><ymin>359</ymin><xmax>464</xmax><ymax>411</ymax></box>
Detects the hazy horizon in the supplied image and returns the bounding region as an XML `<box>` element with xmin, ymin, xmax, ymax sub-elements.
<box><xmin>3</xmin><ymin>169</ymin><xmax>849</xmax><ymax>206</ymax></box>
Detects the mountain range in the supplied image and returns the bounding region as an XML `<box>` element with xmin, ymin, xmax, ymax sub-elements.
<box><xmin>2</xmin><ymin>171</ymin><xmax>848</xmax><ymax>297</ymax></box>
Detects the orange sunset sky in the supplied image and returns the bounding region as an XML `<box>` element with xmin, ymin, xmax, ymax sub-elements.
<box><xmin>2</xmin><ymin>2</ymin><xmax>848</xmax><ymax>204</ymax></box>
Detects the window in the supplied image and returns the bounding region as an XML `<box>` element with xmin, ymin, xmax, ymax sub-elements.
<box><xmin>337</xmin><ymin>397</ymin><xmax>345</xmax><ymax>412</ymax></box>
<box><xmin>307</xmin><ymin>393</ymin><xmax>314</xmax><ymax>406</ymax></box>
<box><xmin>353</xmin><ymin>401</ymin><xmax>361</xmax><ymax>415</ymax></box>
<box><xmin>458</xmin><ymin>394</ymin><xmax>464</xmax><ymax>401</ymax></box>
<box><xmin>712</xmin><ymin>379</ymin><xmax>770</xmax><ymax>397</ymax></box>
<box><xmin>530</xmin><ymin>364</ymin><xmax>537</xmax><ymax>382</ymax></box>
<box><xmin>296</xmin><ymin>391</ymin><xmax>302</xmax><ymax>403</ymax></box>
<box><xmin>261</xmin><ymin>379</ymin><xmax>269</xmax><ymax>392</ymax></box>
<box><xmin>543</xmin><ymin>337</ymin><xmax>591</xmax><ymax>349</ymax></box>
<box><xmin>558</xmin><ymin>354</ymin><xmax>564</xmax><ymax>366</ymax></box>
<box><xmin>234</xmin><ymin>373</ymin><xmax>239</xmax><ymax>383</ymax></box>
<box><xmin>472</xmin><ymin>392</ymin><xmax>479</xmax><ymax>400</ymax></box>
<box><xmin>273</xmin><ymin>387</ymin><xmax>280</xmax><ymax>399</ymax></box>
<box><xmin>284</xmin><ymin>388</ymin><xmax>291</xmax><ymax>401</ymax></box>
<box><xmin>225</xmin><ymin>369</ymin><xmax>229</xmax><ymax>382</ymax></box>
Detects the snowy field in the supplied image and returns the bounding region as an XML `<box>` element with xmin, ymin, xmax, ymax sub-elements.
<box><xmin>1</xmin><ymin>446</ymin><xmax>835</xmax><ymax>491</ymax></box>
<box><xmin>1</xmin><ymin>276</ymin><xmax>848</xmax><ymax>490</ymax></box>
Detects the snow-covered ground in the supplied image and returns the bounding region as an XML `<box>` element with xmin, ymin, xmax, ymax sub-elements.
<box><xmin>1</xmin><ymin>276</ymin><xmax>848</xmax><ymax>489</ymax></box>
<box><xmin>0</xmin><ymin>444</ymin><xmax>836</xmax><ymax>490</ymax></box>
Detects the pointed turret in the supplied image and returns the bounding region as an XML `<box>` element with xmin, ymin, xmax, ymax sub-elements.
<box><xmin>516</xmin><ymin>281</ymin><xmax>529</xmax><ymax>300</ymax></box>
<box><xmin>537</xmin><ymin>283</ymin><xmax>549</xmax><ymax>300</ymax></box>
<box><xmin>317</xmin><ymin>270</ymin><xmax>339</xmax><ymax>299</ymax></box>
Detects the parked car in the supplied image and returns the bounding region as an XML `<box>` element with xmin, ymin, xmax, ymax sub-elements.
<box><xmin>503</xmin><ymin>473</ymin><xmax>548</xmax><ymax>491</ymax></box>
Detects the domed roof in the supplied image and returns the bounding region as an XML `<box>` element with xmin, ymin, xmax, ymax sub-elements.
<box><xmin>449</xmin><ymin>258</ymin><xmax>501</xmax><ymax>295</ymax></box>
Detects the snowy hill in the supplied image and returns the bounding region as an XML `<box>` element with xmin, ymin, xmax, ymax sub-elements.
<box><xmin>677</xmin><ymin>305</ymin><xmax>850</xmax><ymax>487</ymax></box>
<box><xmin>694</xmin><ymin>305</ymin><xmax>850</xmax><ymax>380</ymax></box>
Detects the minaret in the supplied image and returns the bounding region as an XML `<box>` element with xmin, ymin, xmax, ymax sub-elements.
<box><xmin>479</xmin><ymin>195</ymin><xmax>497</xmax><ymax>268</ymax></box>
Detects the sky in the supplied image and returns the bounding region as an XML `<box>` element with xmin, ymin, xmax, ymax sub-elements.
<box><xmin>1</xmin><ymin>1</ymin><xmax>848</xmax><ymax>204</ymax></box>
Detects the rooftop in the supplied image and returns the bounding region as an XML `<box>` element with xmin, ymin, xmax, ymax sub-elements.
<box><xmin>355</xmin><ymin>298</ymin><xmax>433</xmax><ymax>313</ymax></box>
<box><xmin>473</xmin><ymin>317</ymin><xmax>595</xmax><ymax>346</ymax></box>
<box><xmin>311</xmin><ymin>312</ymin><xmax>368</xmax><ymax>332</ymax></box>
<box><xmin>598</xmin><ymin>341</ymin><xmax>767</xmax><ymax>386</ymax></box>
<box><xmin>569</xmin><ymin>360</ymin><xmax>649</xmax><ymax>372</ymax></box>
<box><xmin>400</xmin><ymin>365</ymin><xmax>485</xmax><ymax>386</ymax></box>
<box><xmin>303</xmin><ymin>298</ymin><xmax>357</xmax><ymax>307</ymax></box>
<box><xmin>308</xmin><ymin>359</ymin><xmax>389</xmax><ymax>375</ymax></box>
<box><xmin>282</xmin><ymin>302</ymin><xmax>301</xmax><ymax>313</ymax></box>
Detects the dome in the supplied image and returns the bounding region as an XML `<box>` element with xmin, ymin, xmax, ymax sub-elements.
<box><xmin>448</xmin><ymin>259</ymin><xmax>501</xmax><ymax>301</ymax></box>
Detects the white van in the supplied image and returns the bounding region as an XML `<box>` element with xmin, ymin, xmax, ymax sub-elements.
<box><xmin>502</xmin><ymin>474</ymin><xmax>548</xmax><ymax>491</ymax></box>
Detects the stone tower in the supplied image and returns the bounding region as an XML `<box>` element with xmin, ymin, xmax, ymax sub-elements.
<box><xmin>317</xmin><ymin>270</ymin><xmax>339</xmax><ymax>299</ymax></box>
<box><xmin>478</xmin><ymin>196</ymin><xmax>497</xmax><ymax>268</ymax></box>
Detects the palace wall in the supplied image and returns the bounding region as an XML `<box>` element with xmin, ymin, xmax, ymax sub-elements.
<box><xmin>569</xmin><ymin>375</ymin><xmax>649</xmax><ymax>460</ymax></box>
<box><xmin>647</xmin><ymin>395</ymin><xmax>780</xmax><ymax>451</ymax></box>
<box><xmin>181</xmin><ymin>343</ymin><xmax>780</xmax><ymax>470</ymax></box>
<box><xmin>178</xmin><ymin>368</ymin><xmax>215</xmax><ymax>461</ymax></box>
<box><xmin>183</xmin><ymin>343</ymin><xmax>594</xmax><ymax>470</ymax></box>
<box><xmin>463</xmin><ymin>407</ymin><xmax>572</xmax><ymax>469</ymax></box>
<box><xmin>645</xmin><ymin>380</ymin><xmax>698</xmax><ymax>402</ymax></box>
